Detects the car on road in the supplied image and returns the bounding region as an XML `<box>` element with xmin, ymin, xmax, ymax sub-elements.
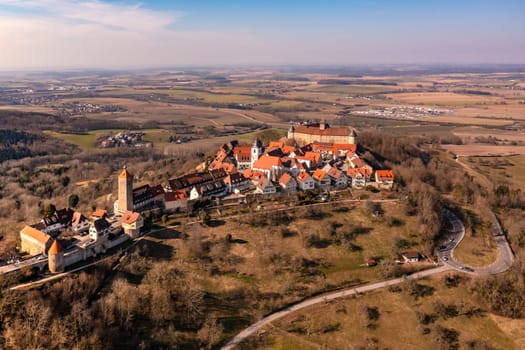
<box><xmin>439</xmin><ymin>245</ymin><xmax>447</xmax><ymax>250</ymax></box>
<box><xmin>443</xmin><ymin>256</ymin><xmax>448</xmax><ymax>261</ymax></box>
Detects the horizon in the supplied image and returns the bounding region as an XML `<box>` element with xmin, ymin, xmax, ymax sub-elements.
<box><xmin>1</xmin><ymin>0</ymin><xmax>524</xmax><ymax>69</ymax></box>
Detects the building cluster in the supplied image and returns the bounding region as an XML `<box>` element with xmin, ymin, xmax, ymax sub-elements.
<box><xmin>57</xmin><ymin>102</ymin><xmax>126</xmax><ymax>117</ymax></box>
<box><xmin>125</xmin><ymin>122</ymin><xmax>395</xmax><ymax>212</ymax></box>
<box><xmin>100</xmin><ymin>132</ymin><xmax>152</xmax><ymax>148</ymax></box>
<box><xmin>19</xmin><ymin>167</ymin><xmax>144</xmax><ymax>274</ymax></box>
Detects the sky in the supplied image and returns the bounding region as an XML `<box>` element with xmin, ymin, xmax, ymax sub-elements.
<box><xmin>0</xmin><ymin>0</ymin><xmax>524</xmax><ymax>69</ymax></box>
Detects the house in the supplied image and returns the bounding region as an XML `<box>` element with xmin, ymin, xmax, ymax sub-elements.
<box><xmin>224</xmin><ymin>172</ymin><xmax>253</xmax><ymax>193</ymax></box>
<box><xmin>327</xmin><ymin>167</ymin><xmax>347</xmax><ymax>189</ymax></box>
<box><xmin>132</xmin><ymin>184</ymin><xmax>154</xmax><ymax>211</ymax></box>
<box><xmin>233</xmin><ymin>145</ymin><xmax>252</xmax><ymax>170</ymax></box>
<box><xmin>252</xmin><ymin>155</ymin><xmax>284</xmax><ymax>181</ymax></box>
<box><xmin>347</xmin><ymin>168</ymin><xmax>371</xmax><ymax>189</ymax></box>
<box><xmin>312</xmin><ymin>169</ymin><xmax>331</xmax><ymax>190</ymax></box>
<box><xmin>296</xmin><ymin>172</ymin><xmax>315</xmax><ymax>191</ymax></box>
<box><xmin>71</xmin><ymin>212</ymin><xmax>89</xmax><ymax>233</ymax></box>
<box><xmin>164</xmin><ymin>190</ymin><xmax>188</xmax><ymax>212</ymax></box>
<box><xmin>375</xmin><ymin>169</ymin><xmax>395</xmax><ymax>189</ymax></box>
<box><xmin>89</xmin><ymin>218</ymin><xmax>111</xmax><ymax>241</ymax></box>
<box><xmin>255</xmin><ymin>177</ymin><xmax>276</xmax><ymax>195</ymax></box>
<box><xmin>20</xmin><ymin>226</ymin><xmax>52</xmax><ymax>256</ymax></box>
<box><xmin>189</xmin><ymin>180</ymin><xmax>228</xmax><ymax>200</ymax></box>
<box><xmin>402</xmin><ymin>251</ymin><xmax>421</xmax><ymax>263</ymax></box>
<box><xmin>278</xmin><ymin>173</ymin><xmax>297</xmax><ymax>194</ymax></box>
<box><xmin>121</xmin><ymin>211</ymin><xmax>144</xmax><ymax>239</ymax></box>
<box><xmin>349</xmin><ymin>156</ymin><xmax>373</xmax><ymax>172</ymax></box>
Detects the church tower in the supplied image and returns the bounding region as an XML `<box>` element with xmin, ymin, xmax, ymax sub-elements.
<box><xmin>118</xmin><ymin>165</ymin><xmax>133</xmax><ymax>214</ymax></box>
<box><xmin>48</xmin><ymin>240</ymin><xmax>64</xmax><ymax>273</ymax></box>
<box><xmin>251</xmin><ymin>138</ymin><xmax>262</xmax><ymax>168</ymax></box>
<box><xmin>349</xmin><ymin>129</ymin><xmax>357</xmax><ymax>145</ymax></box>
<box><xmin>287</xmin><ymin>124</ymin><xmax>295</xmax><ymax>140</ymax></box>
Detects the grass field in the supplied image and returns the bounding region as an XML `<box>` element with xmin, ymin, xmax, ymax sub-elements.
<box><xmin>257</xmin><ymin>273</ymin><xmax>517</xmax><ymax>350</ymax></box>
<box><xmin>462</xmin><ymin>155</ymin><xmax>525</xmax><ymax>189</ymax></box>
<box><xmin>45</xmin><ymin>128</ymin><xmax>167</xmax><ymax>150</ymax></box>
<box><xmin>453</xmin><ymin>234</ymin><xmax>499</xmax><ymax>268</ymax></box>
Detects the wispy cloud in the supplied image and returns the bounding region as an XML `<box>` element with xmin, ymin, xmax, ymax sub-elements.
<box><xmin>0</xmin><ymin>0</ymin><xmax>180</xmax><ymax>31</ymax></box>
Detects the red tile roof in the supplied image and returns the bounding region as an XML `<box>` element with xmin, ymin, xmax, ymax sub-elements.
<box><xmin>312</xmin><ymin>169</ymin><xmax>326</xmax><ymax>181</ymax></box>
<box><xmin>21</xmin><ymin>226</ymin><xmax>51</xmax><ymax>244</ymax></box>
<box><xmin>121</xmin><ymin>211</ymin><xmax>141</xmax><ymax>224</ymax></box>
<box><xmin>296</xmin><ymin>172</ymin><xmax>312</xmax><ymax>183</ymax></box>
<box><xmin>375</xmin><ymin>170</ymin><xmax>394</xmax><ymax>182</ymax></box>
<box><xmin>92</xmin><ymin>209</ymin><xmax>107</xmax><ymax>218</ymax></box>
<box><xmin>48</xmin><ymin>240</ymin><xmax>62</xmax><ymax>255</ymax></box>
<box><xmin>165</xmin><ymin>190</ymin><xmax>187</xmax><ymax>201</ymax></box>
<box><xmin>252</xmin><ymin>155</ymin><xmax>282</xmax><ymax>170</ymax></box>
<box><xmin>279</xmin><ymin>173</ymin><xmax>293</xmax><ymax>186</ymax></box>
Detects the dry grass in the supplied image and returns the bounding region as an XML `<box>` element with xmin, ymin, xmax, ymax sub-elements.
<box><xmin>442</xmin><ymin>144</ymin><xmax>525</xmax><ymax>156</ymax></box>
<box><xmin>453</xmin><ymin>234</ymin><xmax>499</xmax><ymax>267</ymax></box>
<box><xmin>258</xmin><ymin>273</ymin><xmax>517</xmax><ymax>350</ymax></box>
<box><xmin>462</xmin><ymin>155</ymin><xmax>525</xmax><ymax>189</ymax></box>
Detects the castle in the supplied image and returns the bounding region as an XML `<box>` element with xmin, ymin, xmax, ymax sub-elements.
<box><xmin>16</xmin><ymin>166</ymin><xmax>144</xmax><ymax>274</ymax></box>
<box><xmin>287</xmin><ymin>120</ymin><xmax>357</xmax><ymax>145</ymax></box>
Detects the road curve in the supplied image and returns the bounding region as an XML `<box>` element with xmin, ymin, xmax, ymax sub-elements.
<box><xmin>220</xmin><ymin>265</ymin><xmax>450</xmax><ymax>350</ymax></box>
<box><xmin>438</xmin><ymin>210</ymin><xmax>514</xmax><ymax>275</ymax></box>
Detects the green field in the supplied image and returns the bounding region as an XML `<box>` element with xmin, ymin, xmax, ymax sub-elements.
<box><xmin>45</xmin><ymin>128</ymin><xmax>167</xmax><ymax>150</ymax></box>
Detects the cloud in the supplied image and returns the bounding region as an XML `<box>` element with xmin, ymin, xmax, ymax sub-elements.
<box><xmin>0</xmin><ymin>0</ymin><xmax>180</xmax><ymax>32</ymax></box>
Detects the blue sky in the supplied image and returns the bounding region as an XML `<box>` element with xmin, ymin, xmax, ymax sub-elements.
<box><xmin>0</xmin><ymin>0</ymin><xmax>523</xmax><ymax>69</ymax></box>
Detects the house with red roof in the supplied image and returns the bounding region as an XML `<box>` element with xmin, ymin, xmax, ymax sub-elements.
<box><xmin>312</xmin><ymin>169</ymin><xmax>331</xmax><ymax>190</ymax></box>
<box><xmin>347</xmin><ymin>168</ymin><xmax>371</xmax><ymax>189</ymax></box>
<box><xmin>327</xmin><ymin>167</ymin><xmax>347</xmax><ymax>189</ymax></box>
<box><xmin>233</xmin><ymin>145</ymin><xmax>252</xmax><ymax>170</ymax></box>
<box><xmin>296</xmin><ymin>172</ymin><xmax>315</xmax><ymax>191</ymax></box>
<box><xmin>121</xmin><ymin>211</ymin><xmax>144</xmax><ymax>239</ymax></box>
<box><xmin>278</xmin><ymin>173</ymin><xmax>297</xmax><ymax>194</ymax></box>
<box><xmin>375</xmin><ymin>169</ymin><xmax>395</xmax><ymax>189</ymax></box>
<box><xmin>255</xmin><ymin>177</ymin><xmax>277</xmax><ymax>195</ymax></box>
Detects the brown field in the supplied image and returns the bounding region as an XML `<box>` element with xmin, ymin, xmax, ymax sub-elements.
<box><xmin>462</xmin><ymin>155</ymin><xmax>525</xmax><ymax>189</ymax></box>
<box><xmin>386</xmin><ymin>92</ymin><xmax>504</xmax><ymax>106</ymax></box>
<box><xmin>450</xmin><ymin>104</ymin><xmax>525</xmax><ymax>120</ymax></box>
<box><xmin>442</xmin><ymin>144</ymin><xmax>525</xmax><ymax>156</ymax></box>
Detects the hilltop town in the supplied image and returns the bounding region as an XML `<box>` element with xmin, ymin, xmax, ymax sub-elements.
<box><xmin>8</xmin><ymin>120</ymin><xmax>394</xmax><ymax>276</ymax></box>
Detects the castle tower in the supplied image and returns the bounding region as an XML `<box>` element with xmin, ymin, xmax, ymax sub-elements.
<box><xmin>118</xmin><ymin>165</ymin><xmax>133</xmax><ymax>214</ymax></box>
<box><xmin>251</xmin><ymin>138</ymin><xmax>262</xmax><ymax>168</ymax></box>
<box><xmin>48</xmin><ymin>240</ymin><xmax>64</xmax><ymax>273</ymax></box>
<box><xmin>349</xmin><ymin>129</ymin><xmax>357</xmax><ymax>145</ymax></box>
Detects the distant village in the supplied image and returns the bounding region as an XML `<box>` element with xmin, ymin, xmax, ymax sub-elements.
<box><xmin>100</xmin><ymin>131</ymin><xmax>153</xmax><ymax>148</ymax></box>
<box><xmin>11</xmin><ymin>120</ymin><xmax>395</xmax><ymax>275</ymax></box>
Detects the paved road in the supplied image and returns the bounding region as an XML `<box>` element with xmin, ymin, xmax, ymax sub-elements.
<box><xmin>438</xmin><ymin>209</ymin><xmax>514</xmax><ymax>275</ymax></box>
<box><xmin>221</xmin><ymin>265</ymin><xmax>450</xmax><ymax>350</ymax></box>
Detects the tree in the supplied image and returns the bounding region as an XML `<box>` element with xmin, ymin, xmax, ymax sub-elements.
<box><xmin>68</xmin><ymin>194</ymin><xmax>80</xmax><ymax>208</ymax></box>
<box><xmin>43</xmin><ymin>203</ymin><xmax>56</xmax><ymax>218</ymax></box>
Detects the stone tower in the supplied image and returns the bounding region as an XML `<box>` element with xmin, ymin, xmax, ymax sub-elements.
<box><xmin>48</xmin><ymin>240</ymin><xmax>64</xmax><ymax>273</ymax></box>
<box><xmin>251</xmin><ymin>138</ymin><xmax>262</xmax><ymax>168</ymax></box>
<box><xmin>349</xmin><ymin>129</ymin><xmax>357</xmax><ymax>145</ymax></box>
<box><xmin>118</xmin><ymin>165</ymin><xmax>133</xmax><ymax>214</ymax></box>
